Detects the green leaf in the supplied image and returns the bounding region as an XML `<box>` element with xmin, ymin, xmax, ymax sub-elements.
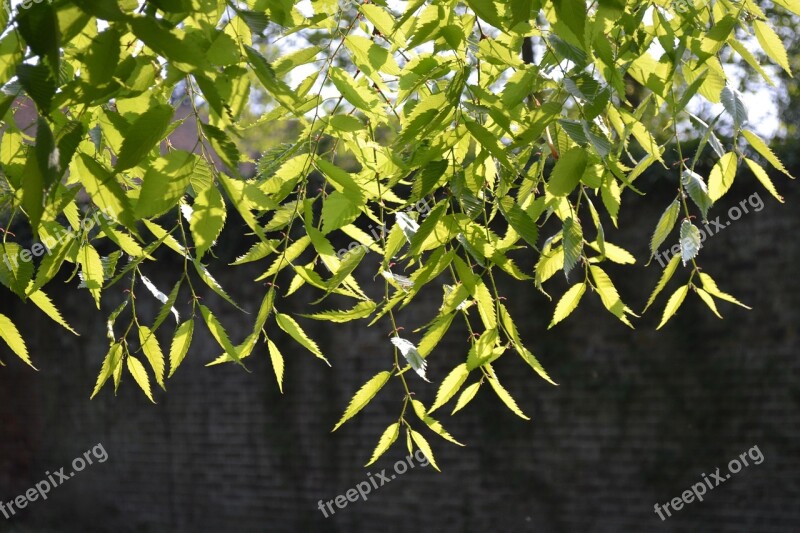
<box><xmin>465</xmin><ymin>0</ymin><xmax>504</xmax><ymax>29</ymax></box>
<box><xmin>698</xmin><ymin>272</ymin><xmax>751</xmax><ymax>309</ymax></box>
<box><xmin>744</xmin><ymin>158</ymin><xmax>784</xmax><ymax>203</ymax></box>
<box><xmin>720</xmin><ymin>86</ymin><xmax>747</xmax><ymax>131</ymax></box>
<box><xmin>410</xmin><ymin>429</ymin><xmax>440</xmax><ymax>472</ymax></box>
<box><xmin>200</xmin><ymin>122</ymin><xmax>241</xmax><ymax>173</ymax></box>
<box><xmin>168</xmin><ymin>319</ymin><xmax>194</xmax><ymax>378</ymax></box>
<box><xmin>412</xmin><ymin>399</ymin><xmax>464</xmax><ymax>446</ymax></box>
<box><xmin>487</xmin><ymin>376</ymin><xmax>530</xmax><ymax>420</ymax></box>
<box><xmin>301</xmin><ymin>301</ymin><xmax>376</xmax><ymax>323</ymax></box>
<box><xmin>589</xmin><ymin>265</ymin><xmax>635</xmax><ymax>327</ymax></box>
<box><xmin>451</xmin><ymin>382</ymin><xmax>481</xmax><ymax>415</ymax></box>
<box><xmin>0</xmin><ymin>243</ymin><xmax>35</xmax><ymax>298</ymax></box>
<box><xmin>549</xmin><ymin>283</ymin><xmax>586</xmax><ymax>329</ymax></box>
<box><xmin>91</xmin><ymin>343</ymin><xmax>123</xmax><ymax>399</ymax></box>
<box><xmin>0</xmin><ymin>313</ymin><xmax>34</xmax><ymax>368</ymax></box>
<box><xmin>332</xmin><ymin>371</ymin><xmax>392</xmax><ymax>431</ymax></box>
<box><xmin>562</xmin><ymin>216</ymin><xmax>583</xmax><ymax>277</ymax></box>
<box><xmin>679</xmin><ymin>220</ymin><xmax>702</xmax><ymax>265</ymax></box>
<box><xmin>126</xmin><ymin>355</ymin><xmax>155</xmax><ymax>403</ymax></box>
<box><xmin>28</xmin><ymin>288</ymin><xmax>78</xmax><ymax>335</ymax></box>
<box><xmin>266</xmin><ymin>336</ymin><xmax>285</xmax><ymax>393</ymax></box>
<box><xmin>84</xmin><ymin>28</ymin><xmax>121</xmax><ymax>86</ymax></box>
<box><xmin>114</xmin><ymin>104</ymin><xmax>174</xmax><ymax>172</ymax></box>
<box><xmin>429</xmin><ymin>363</ymin><xmax>470</xmax><ymax>413</ymax></box>
<box><xmin>136</xmin><ymin>151</ymin><xmax>195</xmax><ymax>217</ymax></box>
<box><xmin>656</xmin><ymin>284</ymin><xmax>689</xmax><ymax>330</ymax></box>
<box><xmin>644</xmin><ymin>253</ymin><xmax>681</xmax><ymax>312</ymax></box>
<box><xmin>651</xmin><ymin>200</ymin><xmax>680</xmax><ymax>255</ymax></box>
<box><xmin>365</xmin><ymin>422</ymin><xmax>401</xmax><ymax>466</ymax></box>
<box><xmin>696</xmin><ymin>288</ymin><xmax>723</xmax><ymax>319</ymax></box>
<box><xmin>497</xmin><ymin>196</ymin><xmax>539</xmax><ymax>250</ymax></box>
<box><xmin>742</xmin><ymin>130</ymin><xmax>794</xmax><ymax>179</ymax></box>
<box><xmin>708</xmin><ymin>152</ymin><xmax>738</xmax><ymax>202</ymax></box>
<box><xmin>547</xmin><ymin>147</ymin><xmax>588</xmax><ymax>196</ymax></box>
<box><xmin>753</xmin><ymin>20</ymin><xmax>791</xmax><ymax>75</ymax></box>
<box><xmin>275</xmin><ymin>312</ymin><xmax>329</xmax><ymax>365</ymax></box>
<box><xmin>77</xmin><ymin>243</ymin><xmax>104</xmax><ymax>308</ymax></box>
<box><xmin>75</xmin><ymin>154</ymin><xmax>137</xmax><ymax>230</ymax></box>
<box><xmin>681</xmin><ymin>169</ymin><xmax>712</xmax><ymax>221</ymax></box>
<box><xmin>199</xmin><ymin>304</ymin><xmax>245</xmax><ymax>368</ymax></box>
<box><xmin>190</xmin><ymin>184</ymin><xmax>227</xmax><ymax>259</ymax></box>
<box><xmin>138</xmin><ymin>325</ymin><xmax>165</xmax><ymax>390</ymax></box>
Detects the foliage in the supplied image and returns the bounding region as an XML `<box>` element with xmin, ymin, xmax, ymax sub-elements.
<box><xmin>0</xmin><ymin>0</ymin><xmax>796</xmax><ymax>467</ymax></box>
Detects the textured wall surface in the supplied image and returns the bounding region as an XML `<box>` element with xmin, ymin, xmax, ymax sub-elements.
<box><xmin>0</xmin><ymin>173</ymin><xmax>798</xmax><ymax>532</ymax></box>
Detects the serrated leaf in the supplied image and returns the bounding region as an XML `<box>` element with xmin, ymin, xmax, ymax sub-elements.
<box><xmin>301</xmin><ymin>301</ymin><xmax>376</xmax><ymax>323</ymax></box>
<box><xmin>549</xmin><ymin>283</ymin><xmax>586</xmax><ymax>329</ymax></box>
<box><xmin>91</xmin><ymin>343</ymin><xmax>123</xmax><ymax>399</ymax></box>
<box><xmin>562</xmin><ymin>217</ymin><xmax>583</xmax><ymax>277</ymax></box>
<box><xmin>744</xmin><ymin>158</ymin><xmax>784</xmax><ymax>203</ymax></box>
<box><xmin>589</xmin><ymin>265</ymin><xmax>635</xmax><ymax>327</ymax></box>
<box><xmin>679</xmin><ymin>220</ymin><xmax>702</xmax><ymax>265</ymax></box>
<box><xmin>487</xmin><ymin>376</ymin><xmax>530</xmax><ymax>420</ymax></box>
<box><xmin>266</xmin><ymin>336</ymin><xmax>285</xmax><ymax>393</ymax></box>
<box><xmin>190</xmin><ymin>184</ymin><xmax>226</xmax><ymax>259</ymax></box>
<box><xmin>365</xmin><ymin>422</ymin><xmax>401</xmax><ymax>466</ymax></box>
<box><xmin>644</xmin><ymin>253</ymin><xmax>681</xmax><ymax>312</ymax></box>
<box><xmin>753</xmin><ymin>20</ymin><xmax>791</xmax><ymax>75</ymax></box>
<box><xmin>429</xmin><ymin>363</ymin><xmax>469</xmax><ymax>413</ymax></box>
<box><xmin>138</xmin><ymin>325</ymin><xmax>165</xmax><ymax>390</ymax></box>
<box><xmin>200</xmin><ymin>304</ymin><xmax>245</xmax><ymax>368</ymax></box>
<box><xmin>452</xmin><ymin>382</ymin><xmax>481</xmax><ymax>414</ymax></box>
<box><xmin>409</xmin><ymin>429</ymin><xmax>440</xmax><ymax>472</ymax></box>
<box><xmin>681</xmin><ymin>169</ymin><xmax>712</xmax><ymax>221</ymax></box>
<box><xmin>547</xmin><ymin>147</ymin><xmax>588</xmax><ymax>196</ymax></box>
<box><xmin>741</xmin><ymin>130</ymin><xmax>794</xmax><ymax>179</ymax></box>
<box><xmin>412</xmin><ymin>399</ymin><xmax>464</xmax><ymax>446</ymax></box>
<box><xmin>656</xmin><ymin>284</ymin><xmax>689</xmax><ymax>330</ymax></box>
<box><xmin>276</xmin><ymin>312</ymin><xmax>329</xmax><ymax>366</ymax></box>
<box><xmin>698</xmin><ymin>272</ymin><xmax>751</xmax><ymax>309</ymax></box>
<box><xmin>720</xmin><ymin>86</ymin><xmax>747</xmax><ymax>131</ymax></box>
<box><xmin>114</xmin><ymin>104</ymin><xmax>174</xmax><ymax>172</ymax></box>
<box><xmin>0</xmin><ymin>313</ymin><xmax>34</xmax><ymax>368</ymax></box>
<box><xmin>168</xmin><ymin>319</ymin><xmax>194</xmax><ymax>378</ymax></box>
<box><xmin>126</xmin><ymin>355</ymin><xmax>155</xmax><ymax>403</ymax></box>
<box><xmin>332</xmin><ymin>371</ymin><xmax>392</xmax><ymax>431</ymax></box>
<box><xmin>708</xmin><ymin>152</ymin><xmax>738</xmax><ymax>202</ymax></box>
<box><xmin>77</xmin><ymin>243</ymin><xmax>104</xmax><ymax>308</ymax></box>
<box><xmin>28</xmin><ymin>288</ymin><xmax>78</xmax><ymax>335</ymax></box>
<box><xmin>498</xmin><ymin>196</ymin><xmax>539</xmax><ymax>250</ymax></box>
<box><xmin>696</xmin><ymin>288</ymin><xmax>722</xmax><ymax>319</ymax></box>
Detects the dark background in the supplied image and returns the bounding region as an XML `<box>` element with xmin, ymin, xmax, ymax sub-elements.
<box><xmin>1</xmin><ymin>145</ymin><xmax>799</xmax><ymax>532</ymax></box>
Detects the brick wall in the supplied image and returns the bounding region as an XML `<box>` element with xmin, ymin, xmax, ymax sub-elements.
<box><xmin>0</xmin><ymin>173</ymin><xmax>798</xmax><ymax>532</ymax></box>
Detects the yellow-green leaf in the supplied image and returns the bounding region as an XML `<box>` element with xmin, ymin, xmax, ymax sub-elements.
<box><xmin>190</xmin><ymin>184</ymin><xmax>227</xmax><ymax>259</ymax></box>
<box><xmin>138</xmin><ymin>325</ymin><xmax>165</xmax><ymax>390</ymax></box>
<box><xmin>549</xmin><ymin>282</ymin><xmax>586</xmax><ymax>328</ymax></box>
<box><xmin>708</xmin><ymin>152</ymin><xmax>738</xmax><ymax>201</ymax></box>
<box><xmin>744</xmin><ymin>158</ymin><xmax>784</xmax><ymax>203</ymax></box>
<box><xmin>91</xmin><ymin>344</ymin><xmax>123</xmax><ymax>399</ymax></box>
<box><xmin>753</xmin><ymin>20</ymin><xmax>792</xmax><ymax>75</ymax></box>
<box><xmin>332</xmin><ymin>371</ymin><xmax>392</xmax><ymax>431</ymax></box>
<box><xmin>487</xmin><ymin>376</ymin><xmax>530</xmax><ymax>420</ymax></box>
<box><xmin>126</xmin><ymin>355</ymin><xmax>155</xmax><ymax>403</ymax></box>
<box><xmin>451</xmin><ymin>382</ymin><xmax>481</xmax><ymax>414</ymax></box>
<box><xmin>429</xmin><ymin>363</ymin><xmax>470</xmax><ymax>413</ymax></box>
<box><xmin>365</xmin><ymin>422</ymin><xmax>401</xmax><ymax>466</ymax></box>
<box><xmin>168</xmin><ymin>319</ymin><xmax>194</xmax><ymax>378</ymax></box>
<box><xmin>266</xmin><ymin>337</ymin><xmax>285</xmax><ymax>393</ymax></box>
<box><xmin>410</xmin><ymin>429</ymin><xmax>440</xmax><ymax>472</ymax></box>
<box><xmin>0</xmin><ymin>312</ymin><xmax>34</xmax><ymax>368</ymax></box>
<box><xmin>656</xmin><ymin>284</ymin><xmax>689</xmax><ymax>330</ymax></box>
<box><xmin>275</xmin><ymin>312</ymin><xmax>330</xmax><ymax>366</ymax></box>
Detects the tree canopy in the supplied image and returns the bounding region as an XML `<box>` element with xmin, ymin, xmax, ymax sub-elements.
<box><xmin>0</xmin><ymin>0</ymin><xmax>796</xmax><ymax>467</ymax></box>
